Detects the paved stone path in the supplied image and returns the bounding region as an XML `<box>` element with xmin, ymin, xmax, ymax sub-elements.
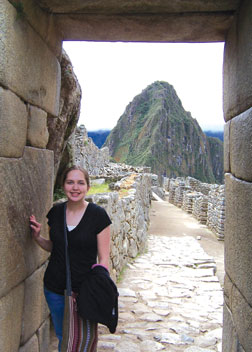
<box><xmin>50</xmin><ymin>200</ymin><xmax>224</xmax><ymax>352</ymax></box>
<box><xmin>98</xmin><ymin>234</ymin><xmax>223</xmax><ymax>352</ymax></box>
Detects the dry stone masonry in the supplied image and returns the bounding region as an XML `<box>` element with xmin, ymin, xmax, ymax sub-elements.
<box><xmin>0</xmin><ymin>0</ymin><xmax>251</xmax><ymax>351</ymax></box>
<box><xmin>166</xmin><ymin>177</ymin><xmax>225</xmax><ymax>241</ymax></box>
<box><xmin>86</xmin><ymin>172</ymin><xmax>153</xmax><ymax>281</ymax></box>
<box><xmin>74</xmin><ymin>125</ymin><xmax>110</xmax><ymax>176</ymax></box>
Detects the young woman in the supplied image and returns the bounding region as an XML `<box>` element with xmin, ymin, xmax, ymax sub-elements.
<box><xmin>30</xmin><ymin>166</ymin><xmax>111</xmax><ymax>351</ymax></box>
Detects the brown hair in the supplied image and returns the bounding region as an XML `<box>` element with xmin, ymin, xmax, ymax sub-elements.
<box><xmin>62</xmin><ymin>165</ymin><xmax>90</xmax><ymax>188</ymax></box>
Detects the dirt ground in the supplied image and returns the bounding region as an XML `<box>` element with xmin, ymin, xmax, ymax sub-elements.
<box><xmin>148</xmin><ymin>199</ymin><xmax>225</xmax><ymax>287</ymax></box>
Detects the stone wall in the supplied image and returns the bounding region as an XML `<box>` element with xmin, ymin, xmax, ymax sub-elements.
<box><xmin>222</xmin><ymin>1</ymin><xmax>252</xmax><ymax>351</ymax></box>
<box><xmin>0</xmin><ymin>1</ymin><xmax>61</xmax><ymax>350</ymax></box>
<box><xmin>166</xmin><ymin>177</ymin><xmax>225</xmax><ymax>241</ymax></box>
<box><xmin>0</xmin><ymin>0</ymin><xmax>251</xmax><ymax>351</ymax></box>
<box><xmin>86</xmin><ymin>173</ymin><xmax>152</xmax><ymax>281</ymax></box>
<box><xmin>74</xmin><ymin>124</ymin><xmax>110</xmax><ymax>176</ymax></box>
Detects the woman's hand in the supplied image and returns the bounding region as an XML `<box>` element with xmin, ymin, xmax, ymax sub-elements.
<box><xmin>29</xmin><ymin>215</ymin><xmax>53</xmax><ymax>252</ymax></box>
<box><xmin>30</xmin><ymin>215</ymin><xmax>41</xmax><ymax>240</ymax></box>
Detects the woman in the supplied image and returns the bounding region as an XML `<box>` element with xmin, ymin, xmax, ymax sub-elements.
<box><xmin>30</xmin><ymin>166</ymin><xmax>111</xmax><ymax>352</ymax></box>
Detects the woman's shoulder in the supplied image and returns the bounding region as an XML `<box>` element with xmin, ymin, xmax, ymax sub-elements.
<box><xmin>47</xmin><ymin>201</ymin><xmax>66</xmax><ymax>219</ymax></box>
<box><xmin>87</xmin><ymin>202</ymin><xmax>106</xmax><ymax>214</ymax></box>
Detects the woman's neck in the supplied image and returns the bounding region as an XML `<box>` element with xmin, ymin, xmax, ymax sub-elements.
<box><xmin>66</xmin><ymin>199</ymin><xmax>87</xmax><ymax>212</ymax></box>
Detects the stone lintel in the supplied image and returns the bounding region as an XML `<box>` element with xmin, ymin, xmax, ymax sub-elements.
<box><xmin>35</xmin><ymin>0</ymin><xmax>240</xmax><ymax>14</ymax></box>
<box><xmin>56</xmin><ymin>12</ymin><xmax>234</xmax><ymax>42</ymax></box>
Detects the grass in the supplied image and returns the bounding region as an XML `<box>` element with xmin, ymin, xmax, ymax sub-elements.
<box><xmin>88</xmin><ymin>182</ymin><xmax>111</xmax><ymax>195</ymax></box>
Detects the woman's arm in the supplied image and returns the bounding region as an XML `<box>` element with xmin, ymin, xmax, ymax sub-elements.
<box><xmin>30</xmin><ymin>215</ymin><xmax>53</xmax><ymax>252</ymax></box>
<box><xmin>97</xmin><ymin>225</ymin><xmax>111</xmax><ymax>270</ymax></box>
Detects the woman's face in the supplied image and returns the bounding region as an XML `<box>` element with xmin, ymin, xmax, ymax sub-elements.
<box><xmin>63</xmin><ymin>170</ymin><xmax>90</xmax><ymax>202</ymax></box>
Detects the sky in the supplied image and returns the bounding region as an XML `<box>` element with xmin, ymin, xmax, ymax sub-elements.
<box><xmin>63</xmin><ymin>41</ymin><xmax>225</xmax><ymax>132</ymax></box>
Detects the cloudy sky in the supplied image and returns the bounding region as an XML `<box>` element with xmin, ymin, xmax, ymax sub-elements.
<box><xmin>63</xmin><ymin>41</ymin><xmax>225</xmax><ymax>132</ymax></box>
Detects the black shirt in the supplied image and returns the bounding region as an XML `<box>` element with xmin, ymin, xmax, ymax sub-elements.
<box><xmin>44</xmin><ymin>201</ymin><xmax>112</xmax><ymax>295</ymax></box>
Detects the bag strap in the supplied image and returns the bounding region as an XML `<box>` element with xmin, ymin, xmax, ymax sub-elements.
<box><xmin>63</xmin><ymin>202</ymin><xmax>72</xmax><ymax>296</ymax></box>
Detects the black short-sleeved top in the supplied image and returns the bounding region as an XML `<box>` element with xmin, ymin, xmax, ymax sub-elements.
<box><xmin>44</xmin><ymin>201</ymin><xmax>112</xmax><ymax>295</ymax></box>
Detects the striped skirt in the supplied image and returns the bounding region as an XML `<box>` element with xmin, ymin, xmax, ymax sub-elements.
<box><xmin>61</xmin><ymin>292</ymin><xmax>98</xmax><ymax>352</ymax></box>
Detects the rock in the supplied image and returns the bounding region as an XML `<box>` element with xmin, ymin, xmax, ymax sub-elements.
<box><xmin>139</xmin><ymin>313</ymin><xmax>163</xmax><ymax>322</ymax></box>
<box><xmin>0</xmin><ymin>87</ymin><xmax>28</xmax><ymax>157</ymax></box>
<box><xmin>74</xmin><ymin>125</ymin><xmax>110</xmax><ymax>176</ymax></box>
<box><xmin>27</xmin><ymin>105</ymin><xmax>49</xmax><ymax>148</ymax></box>
<box><xmin>91</xmin><ymin>178</ymin><xmax>106</xmax><ymax>185</ymax></box>
<box><xmin>194</xmin><ymin>335</ymin><xmax>217</xmax><ymax>348</ymax></box>
<box><xmin>18</xmin><ymin>334</ymin><xmax>39</xmax><ymax>352</ymax></box>
<box><xmin>118</xmin><ymin>288</ymin><xmax>136</xmax><ymax>297</ymax></box>
<box><xmin>0</xmin><ymin>147</ymin><xmax>52</xmax><ymax>298</ymax></box>
<box><xmin>0</xmin><ymin>0</ymin><xmax>60</xmax><ymax>116</ymax></box>
<box><xmin>139</xmin><ymin>340</ymin><xmax>164</xmax><ymax>351</ymax></box>
<box><xmin>184</xmin><ymin>347</ymin><xmax>215</xmax><ymax>352</ymax></box>
<box><xmin>104</xmin><ymin>81</ymin><xmax>222</xmax><ymax>184</ymax></box>
<box><xmin>0</xmin><ymin>284</ymin><xmax>24</xmax><ymax>352</ymax></box>
<box><xmin>114</xmin><ymin>340</ymin><xmax>141</xmax><ymax>352</ymax></box>
<box><xmin>47</xmin><ymin>49</ymin><xmax>81</xmax><ymax>185</ymax></box>
<box><xmin>21</xmin><ymin>264</ymin><xmax>49</xmax><ymax>344</ymax></box>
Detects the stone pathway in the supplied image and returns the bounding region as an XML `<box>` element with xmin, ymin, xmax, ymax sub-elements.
<box><xmin>50</xmin><ymin>200</ymin><xmax>224</xmax><ymax>352</ymax></box>
<box><xmin>98</xmin><ymin>235</ymin><xmax>223</xmax><ymax>352</ymax></box>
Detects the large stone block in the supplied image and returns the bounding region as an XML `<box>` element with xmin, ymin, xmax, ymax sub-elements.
<box><xmin>21</xmin><ymin>264</ymin><xmax>49</xmax><ymax>344</ymax></box>
<box><xmin>0</xmin><ymin>0</ymin><xmax>61</xmax><ymax>116</ymax></box>
<box><xmin>231</xmin><ymin>283</ymin><xmax>252</xmax><ymax>351</ymax></box>
<box><xmin>224</xmin><ymin>173</ymin><xmax>252</xmax><ymax>305</ymax></box>
<box><xmin>19</xmin><ymin>334</ymin><xmax>39</xmax><ymax>352</ymax></box>
<box><xmin>222</xmin><ymin>304</ymin><xmax>240</xmax><ymax>352</ymax></box>
<box><xmin>0</xmin><ymin>87</ymin><xmax>28</xmax><ymax>157</ymax></box>
<box><xmin>19</xmin><ymin>0</ymin><xmax>62</xmax><ymax>58</ymax></box>
<box><xmin>0</xmin><ymin>283</ymin><xmax>24</xmax><ymax>352</ymax></box>
<box><xmin>56</xmin><ymin>12</ymin><xmax>233</xmax><ymax>42</ymax></box>
<box><xmin>0</xmin><ymin>147</ymin><xmax>53</xmax><ymax>297</ymax></box>
<box><xmin>229</xmin><ymin>107</ymin><xmax>252</xmax><ymax>182</ymax></box>
<box><xmin>223</xmin><ymin>0</ymin><xmax>252</xmax><ymax>120</ymax></box>
<box><xmin>27</xmin><ymin>105</ymin><xmax>49</xmax><ymax>148</ymax></box>
<box><xmin>223</xmin><ymin>121</ymin><xmax>230</xmax><ymax>173</ymax></box>
<box><xmin>37</xmin><ymin>317</ymin><xmax>50</xmax><ymax>352</ymax></box>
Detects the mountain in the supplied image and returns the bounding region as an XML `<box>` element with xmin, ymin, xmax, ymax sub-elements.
<box><xmin>204</xmin><ymin>130</ymin><xmax>224</xmax><ymax>142</ymax></box>
<box><xmin>104</xmin><ymin>81</ymin><xmax>224</xmax><ymax>184</ymax></box>
<box><xmin>87</xmin><ymin>130</ymin><xmax>111</xmax><ymax>148</ymax></box>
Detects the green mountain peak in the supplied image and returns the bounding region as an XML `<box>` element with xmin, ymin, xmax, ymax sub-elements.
<box><xmin>104</xmin><ymin>81</ymin><xmax>223</xmax><ymax>183</ymax></box>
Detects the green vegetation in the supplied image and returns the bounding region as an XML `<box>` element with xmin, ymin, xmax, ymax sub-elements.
<box><xmin>88</xmin><ymin>182</ymin><xmax>111</xmax><ymax>195</ymax></box>
<box><xmin>104</xmin><ymin>80</ymin><xmax>224</xmax><ymax>183</ymax></box>
<box><xmin>53</xmin><ymin>186</ymin><xmax>66</xmax><ymax>202</ymax></box>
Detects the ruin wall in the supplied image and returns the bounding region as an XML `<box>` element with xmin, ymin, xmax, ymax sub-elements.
<box><xmin>166</xmin><ymin>177</ymin><xmax>225</xmax><ymax>241</ymax></box>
